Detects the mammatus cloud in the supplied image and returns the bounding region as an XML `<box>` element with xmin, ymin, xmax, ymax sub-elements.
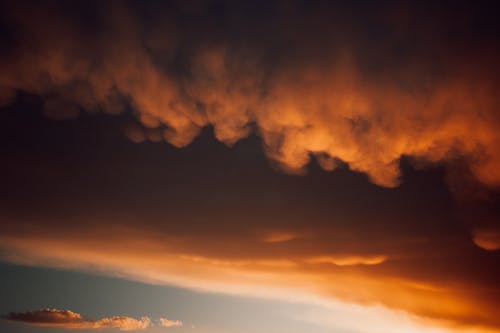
<box><xmin>0</xmin><ymin>1</ymin><xmax>499</xmax><ymax>189</ymax></box>
<box><xmin>3</xmin><ymin>308</ymin><xmax>152</xmax><ymax>331</ymax></box>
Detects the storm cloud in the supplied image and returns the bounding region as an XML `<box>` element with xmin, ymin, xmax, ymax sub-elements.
<box><xmin>1</xmin><ymin>0</ymin><xmax>500</xmax><ymax>188</ymax></box>
<box><xmin>1</xmin><ymin>1</ymin><xmax>500</xmax><ymax>333</ymax></box>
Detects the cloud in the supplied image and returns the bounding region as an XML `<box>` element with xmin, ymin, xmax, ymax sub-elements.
<box><xmin>159</xmin><ymin>318</ymin><xmax>183</xmax><ymax>328</ymax></box>
<box><xmin>3</xmin><ymin>308</ymin><xmax>151</xmax><ymax>331</ymax></box>
<box><xmin>261</xmin><ymin>231</ymin><xmax>297</xmax><ymax>243</ymax></box>
<box><xmin>304</xmin><ymin>255</ymin><xmax>388</xmax><ymax>266</ymax></box>
<box><xmin>0</xmin><ymin>1</ymin><xmax>500</xmax><ymax>333</ymax></box>
<box><xmin>0</xmin><ymin>229</ymin><xmax>498</xmax><ymax>333</ymax></box>
<box><xmin>472</xmin><ymin>228</ymin><xmax>500</xmax><ymax>251</ymax></box>
<box><xmin>0</xmin><ymin>1</ymin><xmax>499</xmax><ymax>190</ymax></box>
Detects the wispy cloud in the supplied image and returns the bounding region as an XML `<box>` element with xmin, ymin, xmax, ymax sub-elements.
<box><xmin>304</xmin><ymin>255</ymin><xmax>388</xmax><ymax>266</ymax></box>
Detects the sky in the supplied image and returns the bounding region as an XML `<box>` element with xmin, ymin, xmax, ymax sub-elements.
<box><xmin>0</xmin><ymin>1</ymin><xmax>500</xmax><ymax>333</ymax></box>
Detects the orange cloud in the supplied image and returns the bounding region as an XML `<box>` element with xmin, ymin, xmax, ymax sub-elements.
<box><xmin>4</xmin><ymin>308</ymin><xmax>151</xmax><ymax>331</ymax></box>
<box><xmin>0</xmin><ymin>1</ymin><xmax>499</xmax><ymax>191</ymax></box>
<box><xmin>261</xmin><ymin>231</ymin><xmax>297</xmax><ymax>243</ymax></box>
<box><xmin>304</xmin><ymin>255</ymin><xmax>388</xmax><ymax>266</ymax></box>
<box><xmin>159</xmin><ymin>318</ymin><xmax>183</xmax><ymax>328</ymax></box>
<box><xmin>0</xmin><ymin>228</ymin><xmax>498</xmax><ymax>333</ymax></box>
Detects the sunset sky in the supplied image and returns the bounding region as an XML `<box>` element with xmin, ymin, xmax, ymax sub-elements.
<box><xmin>1</xmin><ymin>1</ymin><xmax>500</xmax><ymax>333</ymax></box>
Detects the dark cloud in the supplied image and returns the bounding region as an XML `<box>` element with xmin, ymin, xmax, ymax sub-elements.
<box><xmin>0</xmin><ymin>0</ymin><xmax>499</xmax><ymax>187</ymax></box>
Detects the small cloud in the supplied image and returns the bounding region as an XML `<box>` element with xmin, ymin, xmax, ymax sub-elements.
<box><xmin>159</xmin><ymin>317</ymin><xmax>183</xmax><ymax>328</ymax></box>
<box><xmin>3</xmin><ymin>308</ymin><xmax>151</xmax><ymax>331</ymax></box>
<box><xmin>261</xmin><ymin>231</ymin><xmax>297</xmax><ymax>243</ymax></box>
<box><xmin>305</xmin><ymin>255</ymin><xmax>388</xmax><ymax>266</ymax></box>
<box><xmin>472</xmin><ymin>228</ymin><xmax>500</xmax><ymax>251</ymax></box>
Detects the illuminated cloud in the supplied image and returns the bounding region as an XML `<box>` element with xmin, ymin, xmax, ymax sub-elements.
<box><xmin>3</xmin><ymin>308</ymin><xmax>151</xmax><ymax>331</ymax></box>
<box><xmin>0</xmin><ymin>229</ymin><xmax>498</xmax><ymax>333</ymax></box>
<box><xmin>304</xmin><ymin>255</ymin><xmax>388</xmax><ymax>266</ymax></box>
<box><xmin>159</xmin><ymin>318</ymin><xmax>183</xmax><ymax>328</ymax></box>
<box><xmin>0</xmin><ymin>1</ymin><xmax>499</xmax><ymax>190</ymax></box>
